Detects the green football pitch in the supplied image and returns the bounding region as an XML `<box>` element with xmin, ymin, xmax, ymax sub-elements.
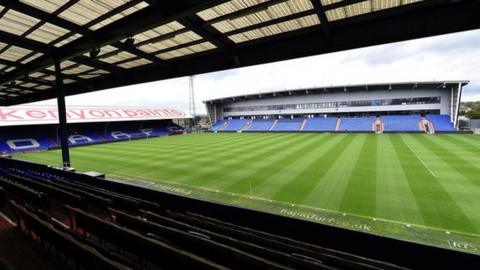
<box><xmin>15</xmin><ymin>133</ymin><xmax>480</xmax><ymax>253</ymax></box>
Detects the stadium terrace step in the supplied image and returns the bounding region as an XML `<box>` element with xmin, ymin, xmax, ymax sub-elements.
<box><xmin>111</xmin><ymin>208</ymin><xmax>293</xmax><ymax>270</ymax></box>
<box><xmin>269</xmin><ymin>119</ymin><xmax>278</xmax><ymax>131</ymax></box>
<box><xmin>241</xmin><ymin>120</ymin><xmax>253</xmax><ymax>131</ymax></box>
<box><xmin>66</xmin><ymin>205</ymin><xmax>229</xmax><ymax>270</ymax></box>
<box><xmin>335</xmin><ymin>118</ymin><xmax>341</xmax><ymax>131</ymax></box>
<box><xmin>8</xmin><ymin>201</ymin><xmax>132</xmax><ymax>270</ymax></box>
<box><xmin>300</xmin><ymin>118</ymin><xmax>307</xmax><ymax>131</ymax></box>
<box><xmin>136</xmin><ymin>210</ymin><xmax>326</xmax><ymax>270</ymax></box>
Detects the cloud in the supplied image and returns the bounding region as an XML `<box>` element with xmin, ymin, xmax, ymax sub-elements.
<box><xmin>30</xmin><ymin>29</ymin><xmax>480</xmax><ymax>114</ymax></box>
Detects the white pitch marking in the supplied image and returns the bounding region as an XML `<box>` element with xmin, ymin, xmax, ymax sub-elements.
<box><xmin>404</xmin><ymin>140</ymin><xmax>437</xmax><ymax>177</ymax></box>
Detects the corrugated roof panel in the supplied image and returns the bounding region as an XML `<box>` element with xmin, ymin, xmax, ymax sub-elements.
<box><xmin>134</xmin><ymin>21</ymin><xmax>185</xmax><ymax>43</ymax></box>
<box><xmin>229</xmin><ymin>14</ymin><xmax>319</xmax><ymax>43</ymax></box>
<box><xmin>211</xmin><ymin>0</ymin><xmax>313</xmax><ymax>33</ymax></box>
<box><xmin>53</xmin><ymin>33</ymin><xmax>83</xmax><ymax>47</ymax></box>
<box><xmin>20</xmin><ymin>52</ymin><xmax>43</xmax><ymax>64</ymax></box>
<box><xmin>344</xmin><ymin>1</ymin><xmax>371</xmax><ymax>18</ymax></box>
<box><xmin>197</xmin><ymin>0</ymin><xmax>268</xmax><ymax>21</ymax></box>
<box><xmin>3</xmin><ymin>67</ymin><xmax>15</xmax><ymax>72</ymax></box>
<box><xmin>29</xmin><ymin>72</ymin><xmax>44</xmax><ymax>78</ymax></box>
<box><xmin>77</xmin><ymin>74</ymin><xmax>102</xmax><ymax>79</ymax></box>
<box><xmin>325</xmin><ymin>6</ymin><xmax>345</xmax><ymax>21</ymax></box>
<box><xmin>63</xmin><ymin>64</ymin><xmax>94</xmax><ymax>75</ymax></box>
<box><xmin>64</xmin><ymin>79</ymin><xmax>76</xmax><ymax>84</ymax></box>
<box><xmin>0</xmin><ymin>9</ymin><xmax>40</xmax><ymax>35</ymax></box>
<box><xmin>20</xmin><ymin>82</ymin><xmax>37</xmax><ymax>88</ymax></box>
<box><xmin>59</xmin><ymin>0</ymin><xmax>131</xmax><ymax>25</ymax></box>
<box><xmin>20</xmin><ymin>0</ymin><xmax>68</xmax><ymax>14</ymax></box>
<box><xmin>138</xmin><ymin>31</ymin><xmax>202</xmax><ymax>53</ymax></box>
<box><xmin>0</xmin><ymin>45</ymin><xmax>32</xmax><ymax>61</ymax></box>
<box><xmin>89</xmin><ymin>1</ymin><xmax>149</xmax><ymax>30</ymax></box>
<box><xmin>157</xmin><ymin>42</ymin><xmax>216</xmax><ymax>60</ymax></box>
<box><xmin>320</xmin><ymin>0</ymin><xmax>342</xmax><ymax>5</ymax></box>
<box><xmin>325</xmin><ymin>0</ymin><xmax>424</xmax><ymax>21</ymax></box>
<box><xmin>35</xmin><ymin>85</ymin><xmax>50</xmax><ymax>90</ymax></box>
<box><xmin>100</xmin><ymin>51</ymin><xmax>136</xmax><ymax>63</ymax></box>
<box><xmin>117</xmin><ymin>58</ymin><xmax>152</xmax><ymax>69</ymax></box>
<box><xmin>54</xmin><ymin>35</ymin><xmax>80</xmax><ymax>47</ymax></box>
<box><xmin>45</xmin><ymin>60</ymin><xmax>77</xmax><ymax>71</ymax></box>
<box><xmin>42</xmin><ymin>75</ymin><xmax>55</xmax><ymax>81</ymax></box>
<box><xmin>371</xmin><ymin>0</ymin><xmax>401</xmax><ymax>11</ymax></box>
<box><xmin>26</xmin><ymin>23</ymin><xmax>70</xmax><ymax>44</ymax></box>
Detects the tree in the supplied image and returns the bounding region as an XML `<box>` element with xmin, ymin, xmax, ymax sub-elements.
<box><xmin>464</xmin><ymin>102</ymin><xmax>480</xmax><ymax>119</ymax></box>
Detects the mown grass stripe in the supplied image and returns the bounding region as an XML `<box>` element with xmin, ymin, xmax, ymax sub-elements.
<box><xmin>252</xmin><ymin>134</ymin><xmax>348</xmax><ymax>198</ymax></box>
<box><xmin>301</xmin><ymin>134</ymin><xmax>367</xmax><ymax>210</ymax></box>
<box><xmin>413</xmin><ymin>135</ymin><xmax>480</xmax><ymax>188</ymax></box>
<box><xmin>391</xmin><ymin>135</ymin><xmax>477</xmax><ymax>233</ymax></box>
<box><xmin>183</xmin><ymin>133</ymin><xmax>308</xmax><ymax>187</ymax></box>
<box><xmin>339</xmin><ymin>135</ymin><xmax>377</xmax><ymax>216</ymax></box>
<box><xmin>272</xmin><ymin>134</ymin><xmax>356</xmax><ymax>203</ymax></box>
<box><xmin>219</xmin><ymin>134</ymin><xmax>331</xmax><ymax>193</ymax></box>
<box><xmin>146</xmin><ymin>133</ymin><xmax>292</xmax><ymax>182</ymax></box>
<box><xmin>374</xmin><ymin>135</ymin><xmax>425</xmax><ymax>225</ymax></box>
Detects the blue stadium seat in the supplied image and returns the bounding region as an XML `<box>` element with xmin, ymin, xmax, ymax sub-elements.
<box><xmin>303</xmin><ymin>117</ymin><xmax>337</xmax><ymax>131</ymax></box>
<box><xmin>247</xmin><ymin>120</ymin><xmax>273</xmax><ymax>131</ymax></box>
<box><xmin>339</xmin><ymin>117</ymin><xmax>376</xmax><ymax>131</ymax></box>
<box><xmin>271</xmin><ymin>118</ymin><xmax>303</xmax><ymax>131</ymax></box>
<box><xmin>382</xmin><ymin>115</ymin><xmax>421</xmax><ymax>132</ymax></box>
<box><xmin>223</xmin><ymin>119</ymin><xmax>247</xmax><ymax>131</ymax></box>
<box><xmin>210</xmin><ymin>119</ymin><xmax>226</xmax><ymax>131</ymax></box>
<box><xmin>426</xmin><ymin>114</ymin><xmax>456</xmax><ymax>131</ymax></box>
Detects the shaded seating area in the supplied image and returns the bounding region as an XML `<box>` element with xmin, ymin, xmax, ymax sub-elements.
<box><xmin>0</xmin><ymin>160</ymin><xmax>419</xmax><ymax>270</ymax></box>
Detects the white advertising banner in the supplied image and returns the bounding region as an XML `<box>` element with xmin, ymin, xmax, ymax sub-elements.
<box><xmin>0</xmin><ymin>106</ymin><xmax>191</xmax><ymax>126</ymax></box>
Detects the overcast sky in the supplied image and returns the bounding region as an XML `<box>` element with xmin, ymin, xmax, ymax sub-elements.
<box><xmin>32</xmin><ymin>29</ymin><xmax>480</xmax><ymax>114</ymax></box>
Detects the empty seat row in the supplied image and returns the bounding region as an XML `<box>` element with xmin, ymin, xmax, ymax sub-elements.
<box><xmin>212</xmin><ymin>114</ymin><xmax>456</xmax><ymax>133</ymax></box>
<box><xmin>9</xmin><ymin>200</ymin><xmax>131</xmax><ymax>270</ymax></box>
<box><xmin>66</xmin><ymin>205</ymin><xmax>228</xmax><ymax>270</ymax></box>
<box><xmin>0</xmin><ymin>166</ymin><xmax>408</xmax><ymax>270</ymax></box>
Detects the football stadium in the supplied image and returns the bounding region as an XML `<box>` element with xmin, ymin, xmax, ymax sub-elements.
<box><xmin>0</xmin><ymin>0</ymin><xmax>480</xmax><ymax>269</ymax></box>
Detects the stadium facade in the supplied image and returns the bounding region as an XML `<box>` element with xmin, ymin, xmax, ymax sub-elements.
<box><xmin>205</xmin><ymin>81</ymin><xmax>467</xmax><ymax>133</ymax></box>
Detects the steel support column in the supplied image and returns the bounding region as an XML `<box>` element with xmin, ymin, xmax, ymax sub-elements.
<box><xmin>55</xmin><ymin>59</ymin><xmax>70</xmax><ymax>168</ymax></box>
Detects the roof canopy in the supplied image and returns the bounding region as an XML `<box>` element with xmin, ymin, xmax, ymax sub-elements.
<box><xmin>0</xmin><ymin>0</ymin><xmax>478</xmax><ymax>106</ymax></box>
<box><xmin>204</xmin><ymin>81</ymin><xmax>469</xmax><ymax>103</ymax></box>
